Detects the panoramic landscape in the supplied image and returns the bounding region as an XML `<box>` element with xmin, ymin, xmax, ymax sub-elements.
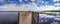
<box><xmin>0</xmin><ymin>0</ymin><xmax>60</xmax><ymax>24</ymax></box>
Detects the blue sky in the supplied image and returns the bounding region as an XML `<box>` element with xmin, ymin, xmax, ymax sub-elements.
<box><xmin>0</xmin><ymin>0</ymin><xmax>60</xmax><ymax>6</ymax></box>
<box><xmin>0</xmin><ymin>0</ymin><xmax>32</xmax><ymax>6</ymax></box>
<box><xmin>0</xmin><ymin>0</ymin><xmax>60</xmax><ymax>11</ymax></box>
<box><xmin>36</xmin><ymin>0</ymin><xmax>60</xmax><ymax>6</ymax></box>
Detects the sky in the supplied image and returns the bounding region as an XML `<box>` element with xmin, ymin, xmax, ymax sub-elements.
<box><xmin>0</xmin><ymin>0</ymin><xmax>60</xmax><ymax>11</ymax></box>
<box><xmin>0</xmin><ymin>0</ymin><xmax>59</xmax><ymax>6</ymax></box>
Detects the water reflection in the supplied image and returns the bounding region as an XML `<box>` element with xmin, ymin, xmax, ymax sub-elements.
<box><xmin>0</xmin><ymin>12</ymin><xmax>18</xmax><ymax>24</ymax></box>
<box><xmin>39</xmin><ymin>14</ymin><xmax>60</xmax><ymax>24</ymax></box>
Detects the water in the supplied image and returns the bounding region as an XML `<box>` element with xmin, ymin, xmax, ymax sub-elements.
<box><xmin>39</xmin><ymin>14</ymin><xmax>60</xmax><ymax>24</ymax></box>
<box><xmin>0</xmin><ymin>12</ymin><xmax>18</xmax><ymax>24</ymax></box>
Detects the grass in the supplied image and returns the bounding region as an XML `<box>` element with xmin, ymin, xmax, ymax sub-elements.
<box><xmin>39</xmin><ymin>12</ymin><xmax>60</xmax><ymax>16</ymax></box>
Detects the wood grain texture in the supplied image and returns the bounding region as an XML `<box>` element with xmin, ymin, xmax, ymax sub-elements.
<box><xmin>19</xmin><ymin>11</ymin><xmax>32</xmax><ymax>24</ymax></box>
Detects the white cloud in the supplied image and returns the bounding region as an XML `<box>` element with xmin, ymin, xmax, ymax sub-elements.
<box><xmin>35</xmin><ymin>5</ymin><xmax>60</xmax><ymax>11</ymax></box>
<box><xmin>19</xmin><ymin>0</ymin><xmax>22</xmax><ymax>2</ymax></box>
<box><xmin>52</xmin><ymin>0</ymin><xmax>59</xmax><ymax>2</ymax></box>
<box><xmin>41</xmin><ymin>1</ymin><xmax>44</xmax><ymax>3</ymax></box>
<box><xmin>0</xmin><ymin>4</ymin><xmax>35</xmax><ymax>11</ymax></box>
<box><xmin>45</xmin><ymin>2</ymin><xmax>48</xmax><ymax>4</ymax></box>
<box><xmin>0</xmin><ymin>4</ymin><xmax>19</xmax><ymax>11</ymax></box>
<box><xmin>0</xmin><ymin>3</ymin><xmax>60</xmax><ymax>11</ymax></box>
<box><xmin>19</xmin><ymin>4</ymin><xmax>35</xmax><ymax>11</ymax></box>
<box><xmin>30</xmin><ymin>0</ymin><xmax>36</xmax><ymax>1</ymax></box>
<box><xmin>55</xmin><ymin>3</ymin><xmax>60</xmax><ymax>5</ymax></box>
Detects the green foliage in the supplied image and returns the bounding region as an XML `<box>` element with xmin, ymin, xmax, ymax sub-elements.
<box><xmin>39</xmin><ymin>12</ymin><xmax>60</xmax><ymax>16</ymax></box>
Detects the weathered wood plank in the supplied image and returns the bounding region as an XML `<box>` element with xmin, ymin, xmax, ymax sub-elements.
<box><xmin>19</xmin><ymin>11</ymin><xmax>32</xmax><ymax>24</ymax></box>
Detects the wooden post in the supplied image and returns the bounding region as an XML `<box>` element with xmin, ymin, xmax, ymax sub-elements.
<box><xmin>19</xmin><ymin>11</ymin><xmax>32</xmax><ymax>24</ymax></box>
<box><xmin>19</xmin><ymin>11</ymin><xmax>39</xmax><ymax>24</ymax></box>
<box><xmin>32</xmin><ymin>12</ymin><xmax>39</xmax><ymax>24</ymax></box>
